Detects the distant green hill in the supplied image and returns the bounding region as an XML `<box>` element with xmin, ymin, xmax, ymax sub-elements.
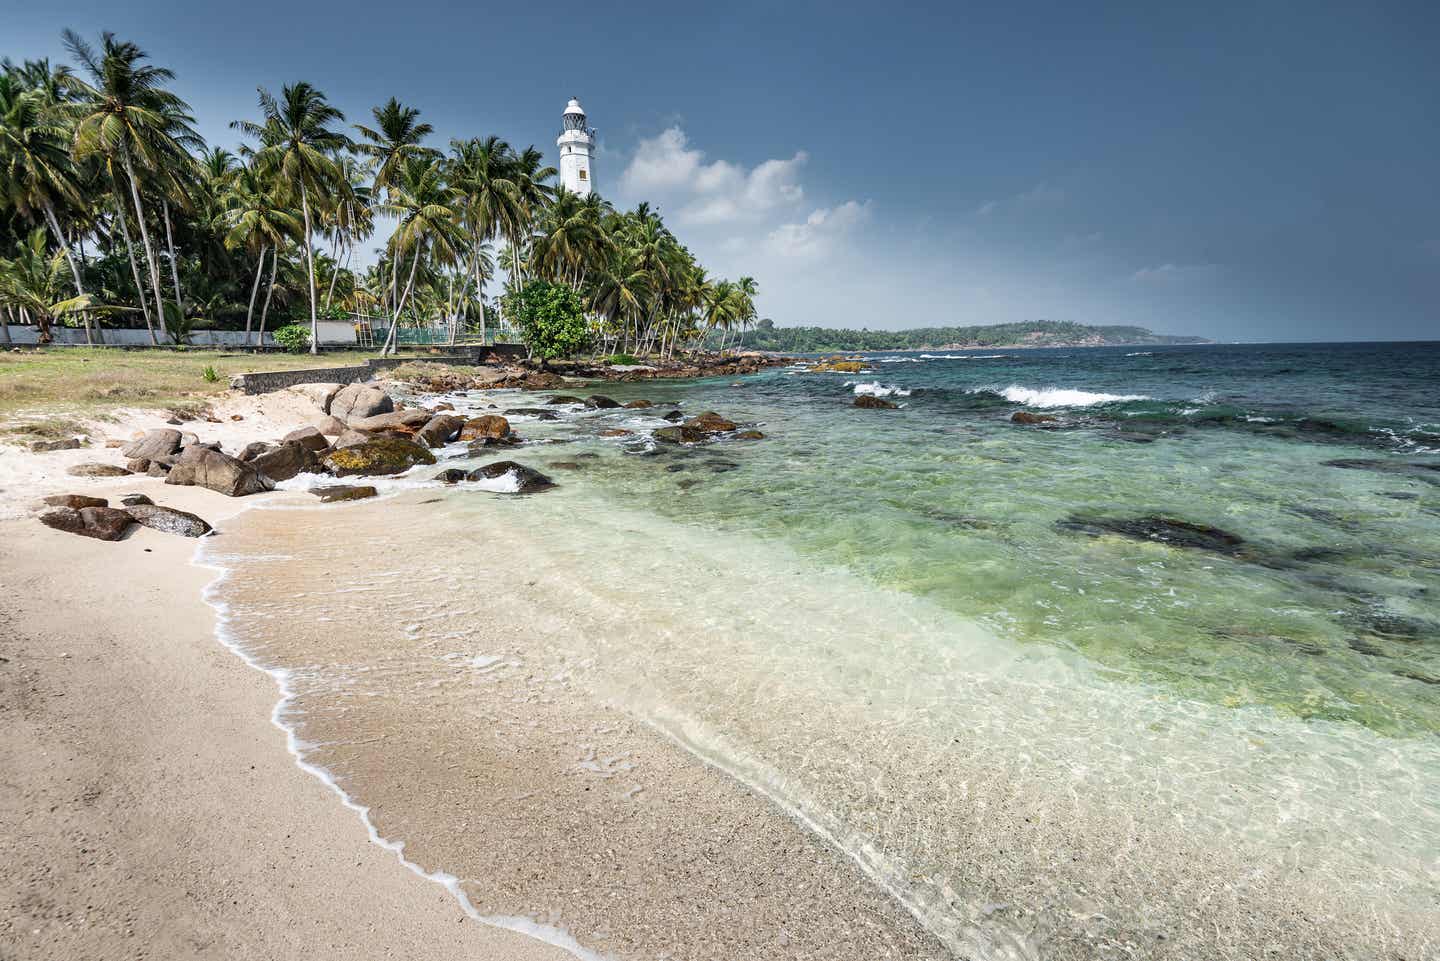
<box><xmin>719</xmin><ymin>320</ymin><xmax>1211</xmax><ymax>353</ymax></box>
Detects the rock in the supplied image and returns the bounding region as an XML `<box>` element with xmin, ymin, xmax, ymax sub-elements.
<box><xmin>322</xmin><ymin>437</ymin><xmax>437</xmax><ymax>477</ymax></box>
<box><xmin>282</xmin><ymin>425</ymin><xmax>331</xmax><ymax>452</ymax></box>
<box><xmin>330</xmin><ymin>384</ymin><xmax>394</xmax><ymax>423</ymax></box>
<box><xmin>1011</xmin><ymin>411</ymin><xmax>1058</xmax><ymax>425</ymax></box>
<box><xmin>348</xmin><ymin>409</ymin><xmax>433</xmax><ymax>433</ymax></box>
<box><xmin>1057</xmin><ymin>515</ymin><xmax>1247</xmax><ymax>556</ymax></box>
<box><xmin>661</xmin><ymin>410</ymin><xmax>684</xmax><ymax>422</ymax></box>
<box><xmin>252</xmin><ymin>442</ymin><xmax>321</xmax><ymax>482</ymax></box>
<box><xmin>146</xmin><ymin>462</ymin><xmax>169</xmax><ymax>477</ymax></box>
<box><xmin>523</xmin><ymin>371</ymin><xmax>564</xmax><ymax>390</ymax></box>
<box><xmin>734</xmin><ymin>430</ymin><xmax>765</xmax><ymax>440</ymax></box>
<box><xmin>466</xmin><ymin>461</ymin><xmax>556</xmax><ymax>494</ymax></box>
<box><xmin>434</xmin><ymin>468</ymin><xmax>469</xmax><ymax>484</ymax></box>
<box><xmin>654</xmin><ymin>425</ymin><xmax>706</xmax><ymax>444</ymax></box>
<box><xmin>546</xmin><ymin>461</ymin><xmax>583</xmax><ymax>470</ymax></box>
<box><xmin>546</xmin><ymin>395</ymin><xmax>584</xmax><ymax>405</ymax></box>
<box><xmin>623</xmin><ymin>399</ymin><xmax>654</xmax><ymax>409</ymax></box>
<box><xmin>42</xmin><ymin>494</ymin><xmax>108</xmax><ymax>509</ymax></box>
<box><xmin>459</xmin><ymin>415</ymin><xmax>511</xmax><ymax>441</ymax></box>
<box><xmin>676</xmin><ymin>478</ymin><xmax>700</xmax><ymax>490</ymax></box>
<box><xmin>67</xmin><ymin>463</ymin><xmax>133</xmax><ymax>477</ymax></box>
<box><xmin>415</xmin><ymin>415</ymin><xmax>466</xmax><ymax>448</ymax></box>
<box><xmin>585</xmin><ymin>395</ymin><xmax>621</xmax><ymax>409</ymax></box>
<box><xmin>684</xmin><ymin>411</ymin><xmax>738</xmax><ymax>433</ymax></box>
<box><xmin>165</xmin><ymin>417</ymin><xmax>184</xmax><ymax>426</ymax></box>
<box><xmin>314</xmin><ymin>415</ymin><xmax>348</xmax><ymax>437</ymax></box>
<box><xmin>854</xmin><ymin>395</ymin><xmax>898</xmax><ymax>410</ymax></box>
<box><xmin>30</xmin><ymin>438</ymin><xmax>82</xmax><ymax>452</ymax></box>
<box><xmin>230</xmin><ymin>414</ymin><xmax>244</xmax><ymax>421</ymax></box>
<box><xmin>165</xmin><ymin>445</ymin><xmax>274</xmax><ymax>497</ymax></box>
<box><xmin>239</xmin><ymin>441</ymin><xmax>276</xmax><ymax>462</ymax></box>
<box><xmin>119</xmin><ymin>494</ymin><xmax>153</xmax><ymax>507</ymax></box>
<box><xmin>121</xmin><ymin>428</ymin><xmax>183</xmax><ymax>460</ymax></box>
<box><xmin>600</xmin><ymin>428</ymin><xmax>633</xmax><ymax>437</ymax></box>
<box><xmin>177</xmin><ymin>431</ymin><xmax>200</xmax><ymax>449</ymax></box>
<box><xmin>312</xmin><ymin>485</ymin><xmax>378</xmax><ymax>503</ymax></box>
<box><xmin>332</xmin><ymin>429</ymin><xmax>372</xmax><ymax>449</ymax></box>
<box><xmin>126</xmin><ymin>458</ymin><xmax>152</xmax><ymax>474</ymax></box>
<box><xmin>40</xmin><ymin>506</ymin><xmax>134</xmax><ymax>541</ymax></box>
<box><xmin>466</xmin><ymin>435</ymin><xmax>522</xmax><ymax>453</ymax></box>
<box><xmin>125</xmin><ymin>504</ymin><xmax>213</xmax><ymax>537</ymax></box>
<box><xmin>105</xmin><ymin>440</ymin><xmax>124</xmax><ymax>448</ymax></box>
<box><xmin>504</xmin><ymin>408</ymin><xmax>560</xmax><ymax>421</ymax></box>
<box><xmin>289</xmin><ymin>382</ymin><xmax>344</xmax><ymax>413</ymax></box>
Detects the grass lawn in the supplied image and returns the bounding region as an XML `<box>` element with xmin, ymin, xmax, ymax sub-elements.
<box><xmin>0</xmin><ymin>347</ymin><xmax>378</xmax><ymax>434</ymax></box>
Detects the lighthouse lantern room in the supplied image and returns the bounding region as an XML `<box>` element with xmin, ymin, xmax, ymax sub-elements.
<box><xmin>557</xmin><ymin>98</ymin><xmax>596</xmax><ymax>196</ymax></box>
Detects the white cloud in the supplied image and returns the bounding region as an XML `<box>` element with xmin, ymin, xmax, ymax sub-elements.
<box><xmin>1131</xmin><ymin>263</ymin><xmax>1221</xmax><ymax>284</ymax></box>
<box><xmin>765</xmin><ymin>201</ymin><xmax>871</xmax><ymax>258</ymax></box>
<box><xmin>618</xmin><ymin>126</ymin><xmax>805</xmax><ymax>225</ymax></box>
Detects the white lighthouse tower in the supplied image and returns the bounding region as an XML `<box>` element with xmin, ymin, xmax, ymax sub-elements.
<box><xmin>557</xmin><ymin>98</ymin><xmax>596</xmax><ymax>196</ymax></box>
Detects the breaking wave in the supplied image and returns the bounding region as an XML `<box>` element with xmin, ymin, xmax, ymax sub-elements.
<box><xmin>848</xmin><ymin>381</ymin><xmax>913</xmax><ymax>398</ymax></box>
<box><xmin>990</xmin><ymin>385</ymin><xmax>1151</xmax><ymax>408</ymax></box>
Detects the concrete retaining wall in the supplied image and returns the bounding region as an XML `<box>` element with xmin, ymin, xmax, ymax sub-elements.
<box><xmin>230</xmin><ymin>351</ymin><xmax>517</xmax><ymax>394</ymax></box>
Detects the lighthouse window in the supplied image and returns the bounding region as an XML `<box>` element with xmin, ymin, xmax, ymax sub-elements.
<box><xmin>578</xmin><ymin>169</ymin><xmax>587</xmax><ymax>180</ymax></box>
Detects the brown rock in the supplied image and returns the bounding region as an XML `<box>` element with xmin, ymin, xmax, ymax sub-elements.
<box><xmin>348</xmin><ymin>409</ymin><xmax>433</xmax><ymax>432</ymax></box>
<box><xmin>459</xmin><ymin>415</ymin><xmax>511</xmax><ymax>442</ymax></box>
<box><xmin>239</xmin><ymin>441</ymin><xmax>276</xmax><ymax>462</ymax></box>
<box><xmin>314</xmin><ymin>415</ymin><xmax>348</xmax><ymax>437</ymax></box>
<box><xmin>414</xmin><ymin>415</ymin><xmax>466</xmax><ymax>448</ymax></box>
<box><xmin>164</xmin><ymin>445</ymin><xmax>274</xmax><ymax>496</ymax></box>
<box><xmin>622</xmin><ymin>399</ymin><xmax>654</xmax><ymax>409</ymax></box>
<box><xmin>322</xmin><ymin>437</ymin><xmax>437</xmax><ymax>477</ymax></box>
<box><xmin>30</xmin><ymin>438</ymin><xmax>82</xmax><ymax>452</ymax></box>
<box><xmin>126</xmin><ymin>458</ymin><xmax>151</xmax><ymax>473</ymax></box>
<box><xmin>735</xmin><ymin>430</ymin><xmax>766</xmax><ymax>440</ymax></box>
<box><xmin>252</xmin><ymin>442</ymin><xmax>320</xmax><ymax>482</ymax></box>
<box><xmin>121</xmin><ymin>428</ymin><xmax>183</xmax><ymax>460</ymax></box>
<box><xmin>330</xmin><ymin>384</ymin><xmax>394</xmax><ymax>423</ymax></box>
<box><xmin>1011</xmin><ymin>411</ymin><xmax>1057</xmax><ymax>425</ymax></box>
<box><xmin>585</xmin><ymin>395</ymin><xmax>622</xmax><ymax>409</ymax></box>
<box><xmin>282</xmin><ymin>425</ymin><xmax>331</xmax><ymax>452</ymax></box>
<box><xmin>654</xmin><ymin>425</ymin><xmax>706</xmax><ymax>444</ymax></box>
<box><xmin>684</xmin><ymin>411</ymin><xmax>738</xmax><ymax>433</ymax></box>
<box><xmin>600</xmin><ymin>428</ymin><xmax>633</xmax><ymax>437</ymax></box>
<box><xmin>125</xmin><ymin>504</ymin><xmax>213</xmax><ymax>537</ymax></box>
<box><xmin>853</xmin><ymin>395</ymin><xmax>898</xmax><ymax>410</ymax></box>
<box><xmin>119</xmin><ymin>494</ymin><xmax>153</xmax><ymax>507</ymax></box>
<box><xmin>67</xmin><ymin>463</ymin><xmax>133</xmax><ymax>477</ymax></box>
<box><xmin>312</xmin><ymin>484</ymin><xmax>378</xmax><ymax>503</ymax></box>
<box><xmin>42</xmin><ymin>494</ymin><xmax>108</xmax><ymax>509</ymax></box>
<box><xmin>433</xmin><ymin>468</ymin><xmax>469</xmax><ymax>484</ymax></box>
<box><xmin>40</xmin><ymin>506</ymin><xmax>134</xmax><ymax>541</ymax></box>
<box><xmin>332</xmin><ymin>429</ymin><xmax>372</xmax><ymax>449</ymax></box>
<box><xmin>466</xmin><ymin>461</ymin><xmax>555</xmax><ymax>493</ymax></box>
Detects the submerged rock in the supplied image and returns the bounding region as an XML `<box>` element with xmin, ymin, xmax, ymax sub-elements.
<box><xmin>654</xmin><ymin>425</ymin><xmax>706</xmax><ymax>444</ymax></box>
<box><xmin>42</xmin><ymin>493</ymin><xmax>108</xmax><ymax>509</ymax></box>
<box><xmin>734</xmin><ymin>430</ymin><xmax>765</xmax><ymax>440</ymax></box>
<box><xmin>546</xmin><ymin>395</ymin><xmax>584</xmax><ymax>405</ymax></box>
<box><xmin>1057</xmin><ymin>514</ymin><xmax>1247</xmax><ymax>556</ymax></box>
<box><xmin>433</xmin><ymin>468</ymin><xmax>469</xmax><ymax>484</ymax></box>
<box><xmin>323</xmin><ymin>437</ymin><xmax>437</xmax><ymax>477</ymax></box>
<box><xmin>1011</xmin><ymin>411</ymin><xmax>1057</xmax><ymax>425</ymax></box>
<box><xmin>585</xmin><ymin>395</ymin><xmax>622</xmax><ymax>409</ymax></box>
<box><xmin>623</xmin><ymin>399</ymin><xmax>654</xmax><ymax>409</ymax></box>
<box><xmin>125</xmin><ymin>504</ymin><xmax>213</xmax><ymax>537</ymax></box>
<box><xmin>854</xmin><ymin>395</ymin><xmax>898</xmax><ymax>410</ymax></box>
<box><xmin>661</xmin><ymin>410</ymin><xmax>684</xmax><ymax>422</ymax></box>
<box><xmin>460</xmin><ymin>415</ymin><xmax>511</xmax><ymax>441</ymax></box>
<box><xmin>312</xmin><ymin>484</ymin><xmax>378</xmax><ymax>503</ymax></box>
<box><xmin>466</xmin><ymin>461</ymin><xmax>556</xmax><ymax>493</ymax></box>
<box><xmin>330</xmin><ymin>384</ymin><xmax>394</xmax><ymax>422</ymax></box>
<box><xmin>504</xmin><ymin>407</ymin><xmax>560</xmax><ymax>421</ymax></box>
<box><xmin>685</xmin><ymin>411</ymin><xmax>738</xmax><ymax>433</ymax></box>
<box><xmin>40</xmin><ymin>506</ymin><xmax>133</xmax><ymax>541</ymax></box>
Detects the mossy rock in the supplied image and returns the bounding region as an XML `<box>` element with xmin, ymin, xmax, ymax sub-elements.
<box><xmin>322</xmin><ymin>437</ymin><xmax>436</xmax><ymax>477</ymax></box>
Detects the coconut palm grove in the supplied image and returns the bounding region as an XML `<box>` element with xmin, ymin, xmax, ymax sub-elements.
<box><xmin>0</xmin><ymin>32</ymin><xmax>760</xmax><ymax>354</ymax></box>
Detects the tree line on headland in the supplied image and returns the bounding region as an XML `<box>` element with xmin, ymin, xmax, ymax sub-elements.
<box><xmin>711</xmin><ymin>319</ymin><xmax>1210</xmax><ymax>353</ymax></box>
<box><xmin>0</xmin><ymin>32</ymin><xmax>759</xmax><ymax>354</ymax></box>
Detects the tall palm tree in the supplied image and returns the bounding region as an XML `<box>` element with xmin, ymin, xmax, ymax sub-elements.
<box><xmin>232</xmin><ymin>82</ymin><xmax>347</xmax><ymax>353</ymax></box>
<box><xmin>354</xmin><ymin>97</ymin><xmax>434</xmax><ymax>195</ymax></box>
<box><xmin>498</xmin><ymin>144</ymin><xmax>555</xmax><ymax>289</ymax></box>
<box><xmin>446</xmin><ymin>135</ymin><xmax>520</xmax><ymax>340</ymax></box>
<box><xmin>225</xmin><ymin>162</ymin><xmax>300</xmax><ymax>345</ymax></box>
<box><xmin>375</xmin><ymin>154</ymin><xmax>463</xmax><ymax>354</ymax></box>
<box><xmin>62</xmin><ymin>30</ymin><xmax>202</xmax><ymax>345</ymax></box>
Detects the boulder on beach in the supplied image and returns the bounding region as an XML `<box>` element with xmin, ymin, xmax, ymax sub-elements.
<box><xmin>414</xmin><ymin>414</ymin><xmax>466</xmax><ymax>448</ymax></box>
<box><xmin>330</xmin><ymin>384</ymin><xmax>394</xmax><ymax>423</ymax></box>
<box><xmin>348</xmin><ymin>409</ymin><xmax>433</xmax><ymax>432</ymax></box>
<box><xmin>1011</xmin><ymin>411</ymin><xmax>1057</xmax><ymax>425</ymax></box>
<box><xmin>289</xmin><ymin>382</ymin><xmax>344</xmax><ymax>413</ymax></box>
<box><xmin>623</xmin><ymin>399</ymin><xmax>654</xmax><ymax>409</ymax></box>
<box><xmin>854</xmin><ymin>395</ymin><xmax>898</xmax><ymax>410</ymax></box>
<box><xmin>121</xmin><ymin>428</ymin><xmax>183</xmax><ymax>461</ymax></box>
<box><xmin>165</xmin><ymin>445</ymin><xmax>274</xmax><ymax>497</ymax></box>
<box><xmin>459</xmin><ymin>415</ymin><xmax>511</xmax><ymax>441</ymax></box>
<box><xmin>322</xmin><ymin>437</ymin><xmax>437</xmax><ymax>476</ymax></box>
<box><xmin>125</xmin><ymin>458</ymin><xmax>153</xmax><ymax>473</ymax></box>
<box><xmin>314</xmin><ymin>415</ymin><xmax>348</xmax><ymax>437</ymax></box>
<box><xmin>30</xmin><ymin>438</ymin><xmax>82</xmax><ymax>452</ymax></box>
<box><xmin>42</xmin><ymin>493</ymin><xmax>108</xmax><ymax>509</ymax></box>
<box><xmin>684</xmin><ymin>411</ymin><xmax>738</xmax><ymax>433</ymax></box>
<box><xmin>433</xmin><ymin>468</ymin><xmax>469</xmax><ymax>484</ymax></box>
<box><xmin>585</xmin><ymin>395</ymin><xmax>621</xmax><ymax>409</ymax></box>
<box><xmin>312</xmin><ymin>484</ymin><xmax>378</xmax><ymax>503</ymax></box>
<box><xmin>282</xmin><ymin>425</ymin><xmax>331</xmax><ymax>452</ymax></box>
<box><xmin>654</xmin><ymin>425</ymin><xmax>706</xmax><ymax>444</ymax></box>
<box><xmin>466</xmin><ymin>460</ymin><xmax>555</xmax><ymax>494</ymax></box>
<box><xmin>125</xmin><ymin>503</ymin><xmax>213</xmax><ymax>538</ymax></box>
<box><xmin>119</xmin><ymin>493</ymin><xmax>153</xmax><ymax>507</ymax></box>
<box><xmin>332</xmin><ymin>429</ymin><xmax>372</xmax><ymax>449</ymax></box>
<box><xmin>522</xmin><ymin>371</ymin><xmax>564</xmax><ymax>390</ymax></box>
<box><xmin>239</xmin><ymin>441</ymin><xmax>276</xmax><ymax>462</ymax></box>
<box><xmin>66</xmin><ymin>463</ymin><xmax>133</xmax><ymax>477</ymax></box>
<box><xmin>252</xmin><ymin>441</ymin><xmax>321</xmax><ymax>482</ymax></box>
<box><xmin>40</xmin><ymin>506</ymin><xmax>134</xmax><ymax>541</ymax></box>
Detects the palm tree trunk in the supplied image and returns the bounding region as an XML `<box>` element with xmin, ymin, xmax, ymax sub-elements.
<box><xmin>41</xmin><ymin>201</ymin><xmax>92</xmax><ymax>346</ymax></box>
<box><xmin>111</xmin><ymin>191</ymin><xmax>156</xmax><ymax>345</ymax></box>
<box><xmin>162</xmin><ymin>199</ymin><xmax>185</xmax><ymax>322</ymax></box>
<box><xmin>381</xmin><ymin>245</ymin><xmax>422</xmax><ymax>356</ymax></box>
<box><xmin>299</xmin><ymin>181</ymin><xmax>319</xmax><ymax>355</ymax></box>
<box><xmin>119</xmin><ymin>144</ymin><xmax>166</xmax><ymax>343</ymax></box>
<box><xmin>244</xmin><ymin>245</ymin><xmax>267</xmax><ymax>346</ymax></box>
<box><xmin>257</xmin><ymin>247</ymin><xmax>278</xmax><ymax>347</ymax></box>
<box><xmin>77</xmin><ymin>234</ymin><xmax>103</xmax><ymax>345</ymax></box>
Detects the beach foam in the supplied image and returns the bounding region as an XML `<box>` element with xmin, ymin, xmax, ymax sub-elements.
<box><xmin>991</xmin><ymin>384</ymin><xmax>1150</xmax><ymax>407</ymax></box>
<box><xmin>847</xmin><ymin>381</ymin><xmax>913</xmax><ymax>397</ymax></box>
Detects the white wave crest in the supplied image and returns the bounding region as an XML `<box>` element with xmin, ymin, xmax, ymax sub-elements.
<box><xmin>847</xmin><ymin>381</ymin><xmax>913</xmax><ymax>397</ymax></box>
<box><xmin>994</xmin><ymin>385</ymin><xmax>1150</xmax><ymax>408</ymax></box>
<box><xmin>920</xmin><ymin>353</ymin><xmax>1008</xmax><ymax>360</ymax></box>
<box><xmin>1125</xmin><ymin>351</ymin><xmax>1153</xmax><ymax>357</ymax></box>
<box><xmin>879</xmin><ymin>357</ymin><xmax>924</xmax><ymax>363</ymax></box>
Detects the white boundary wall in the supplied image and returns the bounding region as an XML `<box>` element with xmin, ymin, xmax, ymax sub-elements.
<box><xmin>1</xmin><ymin>320</ymin><xmax>356</xmax><ymax>348</ymax></box>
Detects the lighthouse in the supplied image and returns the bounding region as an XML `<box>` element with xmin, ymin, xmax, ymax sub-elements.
<box><xmin>557</xmin><ymin>98</ymin><xmax>596</xmax><ymax>196</ymax></box>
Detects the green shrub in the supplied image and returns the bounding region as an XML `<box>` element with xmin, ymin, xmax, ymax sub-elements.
<box><xmin>503</xmin><ymin>280</ymin><xmax>590</xmax><ymax>360</ymax></box>
<box><xmin>201</xmin><ymin>365</ymin><xmax>220</xmax><ymax>383</ymax></box>
<box><xmin>273</xmin><ymin>324</ymin><xmax>312</xmax><ymax>354</ymax></box>
<box><xmin>604</xmin><ymin>353</ymin><xmax>639</xmax><ymax>366</ymax></box>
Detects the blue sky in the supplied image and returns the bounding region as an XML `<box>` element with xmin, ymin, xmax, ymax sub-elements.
<box><xmin>7</xmin><ymin>0</ymin><xmax>1438</xmax><ymax>341</ymax></box>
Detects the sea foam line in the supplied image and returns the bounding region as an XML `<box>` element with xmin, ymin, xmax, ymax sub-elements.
<box><xmin>191</xmin><ymin>507</ymin><xmax>606</xmax><ymax>961</ymax></box>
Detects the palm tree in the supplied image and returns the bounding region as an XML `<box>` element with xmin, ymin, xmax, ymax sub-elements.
<box><xmin>0</xmin><ymin>228</ymin><xmax>105</xmax><ymax>342</ymax></box>
<box><xmin>376</xmin><ymin>154</ymin><xmax>463</xmax><ymax>354</ymax></box>
<box><xmin>354</xmin><ymin>97</ymin><xmax>434</xmax><ymax>195</ymax></box>
<box><xmin>225</xmin><ymin>162</ymin><xmax>300</xmax><ymax>345</ymax></box>
<box><xmin>232</xmin><ymin>82</ymin><xmax>347</xmax><ymax>354</ymax></box>
<box><xmin>498</xmin><ymin>144</ymin><xmax>555</xmax><ymax>289</ymax></box>
<box><xmin>447</xmin><ymin>135</ymin><xmax>520</xmax><ymax>342</ymax></box>
<box><xmin>62</xmin><ymin>31</ymin><xmax>202</xmax><ymax>345</ymax></box>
